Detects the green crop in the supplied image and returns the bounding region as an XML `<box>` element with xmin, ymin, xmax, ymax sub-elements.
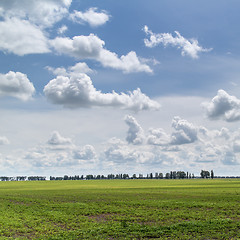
<box><xmin>0</xmin><ymin>179</ymin><xmax>239</xmax><ymax>239</ymax></box>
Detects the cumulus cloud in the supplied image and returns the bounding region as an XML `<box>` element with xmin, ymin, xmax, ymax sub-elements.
<box><xmin>125</xmin><ymin>115</ymin><xmax>145</xmax><ymax>145</ymax></box>
<box><xmin>104</xmin><ymin>138</ymin><xmax>136</xmax><ymax>163</ymax></box>
<box><xmin>25</xmin><ymin>131</ymin><xmax>97</xmax><ymax>168</ymax></box>
<box><xmin>0</xmin><ymin>71</ymin><xmax>35</xmax><ymax>101</ymax></box>
<box><xmin>47</xmin><ymin>62</ymin><xmax>93</xmax><ymax>76</ymax></box>
<box><xmin>47</xmin><ymin>131</ymin><xmax>72</xmax><ymax>145</ymax></box>
<box><xmin>0</xmin><ymin>136</ymin><xmax>10</xmax><ymax>145</ymax></box>
<box><xmin>0</xmin><ymin>17</ymin><xmax>50</xmax><ymax>55</ymax></box>
<box><xmin>103</xmin><ymin>138</ymin><xmax>159</xmax><ymax>165</ymax></box>
<box><xmin>44</xmin><ymin>71</ymin><xmax>160</xmax><ymax>111</ymax></box>
<box><xmin>170</xmin><ymin>117</ymin><xmax>198</xmax><ymax>145</ymax></box>
<box><xmin>0</xmin><ymin>0</ymin><xmax>71</xmax><ymax>28</ymax></box>
<box><xmin>0</xmin><ymin>0</ymin><xmax>71</xmax><ymax>55</ymax></box>
<box><xmin>143</xmin><ymin>25</ymin><xmax>212</xmax><ymax>59</ymax></box>
<box><xmin>73</xmin><ymin>145</ymin><xmax>96</xmax><ymax>160</ymax></box>
<box><xmin>203</xmin><ymin>89</ymin><xmax>240</xmax><ymax>122</ymax></box>
<box><xmin>146</xmin><ymin>117</ymin><xmax>198</xmax><ymax>146</ymax></box>
<box><xmin>147</xmin><ymin>128</ymin><xmax>170</xmax><ymax>146</ymax></box>
<box><xmin>50</xmin><ymin>34</ymin><xmax>153</xmax><ymax>73</ymax></box>
<box><xmin>70</xmin><ymin>7</ymin><xmax>110</xmax><ymax>27</ymax></box>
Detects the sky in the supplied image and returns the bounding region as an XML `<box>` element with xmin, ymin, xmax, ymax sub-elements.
<box><xmin>1</xmin><ymin>0</ymin><xmax>240</xmax><ymax>177</ymax></box>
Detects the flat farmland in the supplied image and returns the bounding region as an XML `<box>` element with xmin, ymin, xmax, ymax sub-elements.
<box><xmin>0</xmin><ymin>179</ymin><xmax>239</xmax><ymax>239</ymax></box>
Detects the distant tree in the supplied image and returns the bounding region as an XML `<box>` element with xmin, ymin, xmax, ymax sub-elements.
<box><xmin>86</xmin><ymin>175</ymin><xmax>94</xmax><ymax>180</ymax></box>
<box><xmin>132</xmin><ymin>174</ymin><xmax>137</xmax><ymax>179</ymax></box>
<box><xmin>123</xmin><ymin>174</ymin><xmax>129</xmax><ymax>179</ymax></box>
<box><xmin>139</xmin><ymin>174</ymin><xmax>143</xmax><ymax>179</ymax></box>
<box><xmin>16</xmin><ymin>176</ymin><xmax>26</xmax><ymax>181</ymax></box>
<box><xmin>172</xmin><ymin>171</ymin><xmax>177</xmax><ymax>179</ymax></box>
<box><xmin>165</xmin><ymin>173</ymin><xmax>170</xmax><ymax>179</ymax></box>
<box><xmin>149</xmin><ymin>173</ymin><xmax>153</xmax><ymax>179</ymax></box>
<box><xmin>63</xmin><ymin>175</ymin><xmax>68</xmax><ymax>180</ymax></box>
<box><xmin>107</xmin><ymin>174</ymin><xmax>114</xmax><ymax>179</ymax></box>
<box><xmin>211</xmin><ymin>170</ymin><xmax>214</xmax><ymax>179</ymax></box>
<box><xmin>200</xmin><ymin>170</ymin><xmax>210</xmax><ymax>179</ymax></box>
<box><xmin>159</xmin><ymin>173</ymin><xmax>163</xmax><ymax>179</ymax></box>
<box><xmin>177</xmin><ymin>171</ymin><xmax>186</xmax><ymax>179</ymax></box>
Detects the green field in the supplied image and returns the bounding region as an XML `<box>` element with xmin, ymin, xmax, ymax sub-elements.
<box><xmin>0</xmin><ymin>179</ymin><xmax>239</xmax><ymax>239</ymax></box>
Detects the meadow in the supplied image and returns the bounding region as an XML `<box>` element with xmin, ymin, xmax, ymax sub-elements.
<box><xmin>0</xmin><ymin>179</ymin><xmax>239</xmax><ymax>239</ymax></box>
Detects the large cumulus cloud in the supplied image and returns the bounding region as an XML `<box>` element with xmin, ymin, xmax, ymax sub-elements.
<box><xmin>0</xmin><ymin>0</ymin><xmax>70</xmax><ymax>55</ymax></box>
<box><xmin>0</xmin><ymin>71</ymin><xmax>35</xmax><ymax>101</ymax></box>
<box><xmin>50</xmin><ymin>34</ymin><xmax>153</xmax><ymax>73</ymax></box>
<box><xmin>44</xmin><ymin>71</ymin><xmax>160</xmax><ymax>111</ymax></box>
<box><xmin>203</xmin><ymin>89</ymin><xmax>240</xmax><ymax>122</ymax></box>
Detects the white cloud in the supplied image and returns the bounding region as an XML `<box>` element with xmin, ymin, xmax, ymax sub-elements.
<box><xmin>0</xmin><ymin>0</ymin><xmax>71</xmax><ymax>28</ymax></box>
<box><xmin>47</xmin><ymin>62</ymin><xmax>93</xmax><ymax>76</ymax></box>
<box><xmin>47</xmin><ymin>131</ymin><xmax>72</xmax><ymax>145</ymax></box>
<box><xmin>0</xmin><ymin>71</ymin><xmax>35</xmax><ymax>101</ymax></box>
<box><xmin>104</xmin><ymin>138</ymin><xmax>136</xmax><ymax>164</ymax></box>
<box><xmin>24</xmin><ymin>131</ymin><xmax>97</xmax><ymax>168</ymax></box>
<box><xmin>50</xmin><ymin>34</ymin><xmax>153</xmax><ymax>73</ymax></box>
<box><xmin>70</xmin><ymin>7</ymin><xmax>110</xmax><ymax>27</ymax></box>
<box><xmin>147</xmin><ymin>128</ymin><xmax>170</xmax><ymax>146</ymax></box>
<box><xmin>0</xmin><ymin>136</ymin><xmax>10</xmax><ymax>145</ymax></box>
<box><xmin>203</xmin><ymin>89</ymin><xmax>240</xmax><ymax>122</ymax></box>
<box><xmin>58</xmin><ymin>25</ymin><xmax>68</xmax><ymax>35</ymax></box>
<box><xmin>143</xmin><ymin>25</ymin><xmax>212</xmax><ymax>59</ymax></box>
<box><xmin>125</xmin><ymin>115</ymin><xmax>145</xmax><ymax>145</ymax></box>
<box><xmin>146</xmin><ymin>116</ymin><xmax>198</xmax><ymax>146</ymax></box>
<box><xmin>170</xmin><ymin>117</ymin><xmax>198</xmax><ymax>145</ymax></box>
<box><xmin>73</xmin><ymin>145</ymin><xmax>96</xmax><ymax>160</ymax></box>
<box><xmin>0</xmin><ymin>0</ymin><xmax>71</xmax><ymax>55</ymax></box>
<box><xmin>44</xmin><ymin>70</ymin><xmax>160</xmax><ymax>111</ymax></box>
<box><xmin>0</xmin><ymin>17</ymin><xmax>50</xmax><ymax>55</ymax></box>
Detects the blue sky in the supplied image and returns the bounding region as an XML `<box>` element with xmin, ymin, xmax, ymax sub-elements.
<box><xmin>1</xmin><ymin>0</ymin><xmax>240</xmax><ymax>177</ymax></box>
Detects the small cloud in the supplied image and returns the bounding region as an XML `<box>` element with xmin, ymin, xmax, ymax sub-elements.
<box><xmin>57</xmin><ymin>25</ymin><xmax>68</xmax><ymax>35</ymax></box>
<box><xmin>70</xmin><ymin>7</ymin><xmax>110</xmax><ymax>27</ymax></box>
<box><xmin>47</xmin><ymin>131</ymin><xmax>72</xmax><ymax>145</ymax></box>
<box><xmin>47</xmin><ymin>62</ymin><xmax>93</xmax><ymax>76</ymax></box>
<box><xmin>143</xmin><ymin>25</ymin><xmax>212</xmax><ymax>59</ymax></box>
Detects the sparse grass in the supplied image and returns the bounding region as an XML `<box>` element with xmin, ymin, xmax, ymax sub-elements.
<box><xmin>0</xmin><ymin>179</ymin><xmax>239</xmax><ymax>239</ymax></box>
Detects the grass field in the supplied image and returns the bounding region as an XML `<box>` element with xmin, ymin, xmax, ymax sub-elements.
<box><xmin>0</xmin><ymin>179</ymin><xmax>239</xmax><ymax>239</ymax></box>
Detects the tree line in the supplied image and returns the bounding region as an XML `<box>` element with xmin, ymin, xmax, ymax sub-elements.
<box><xmin>0</xmin><ymin>176</ymin><xmax>46</xmax><ymax>181</ymax></box>
<box><xmin>50</xmin><ymin>170</ymin><xmax>214</xmax><ymax>181</ymax></box>
<box><xmin>1</xmin><ymin>170</ymin><xmax>240</xmax><ymax>181</ymax></box>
